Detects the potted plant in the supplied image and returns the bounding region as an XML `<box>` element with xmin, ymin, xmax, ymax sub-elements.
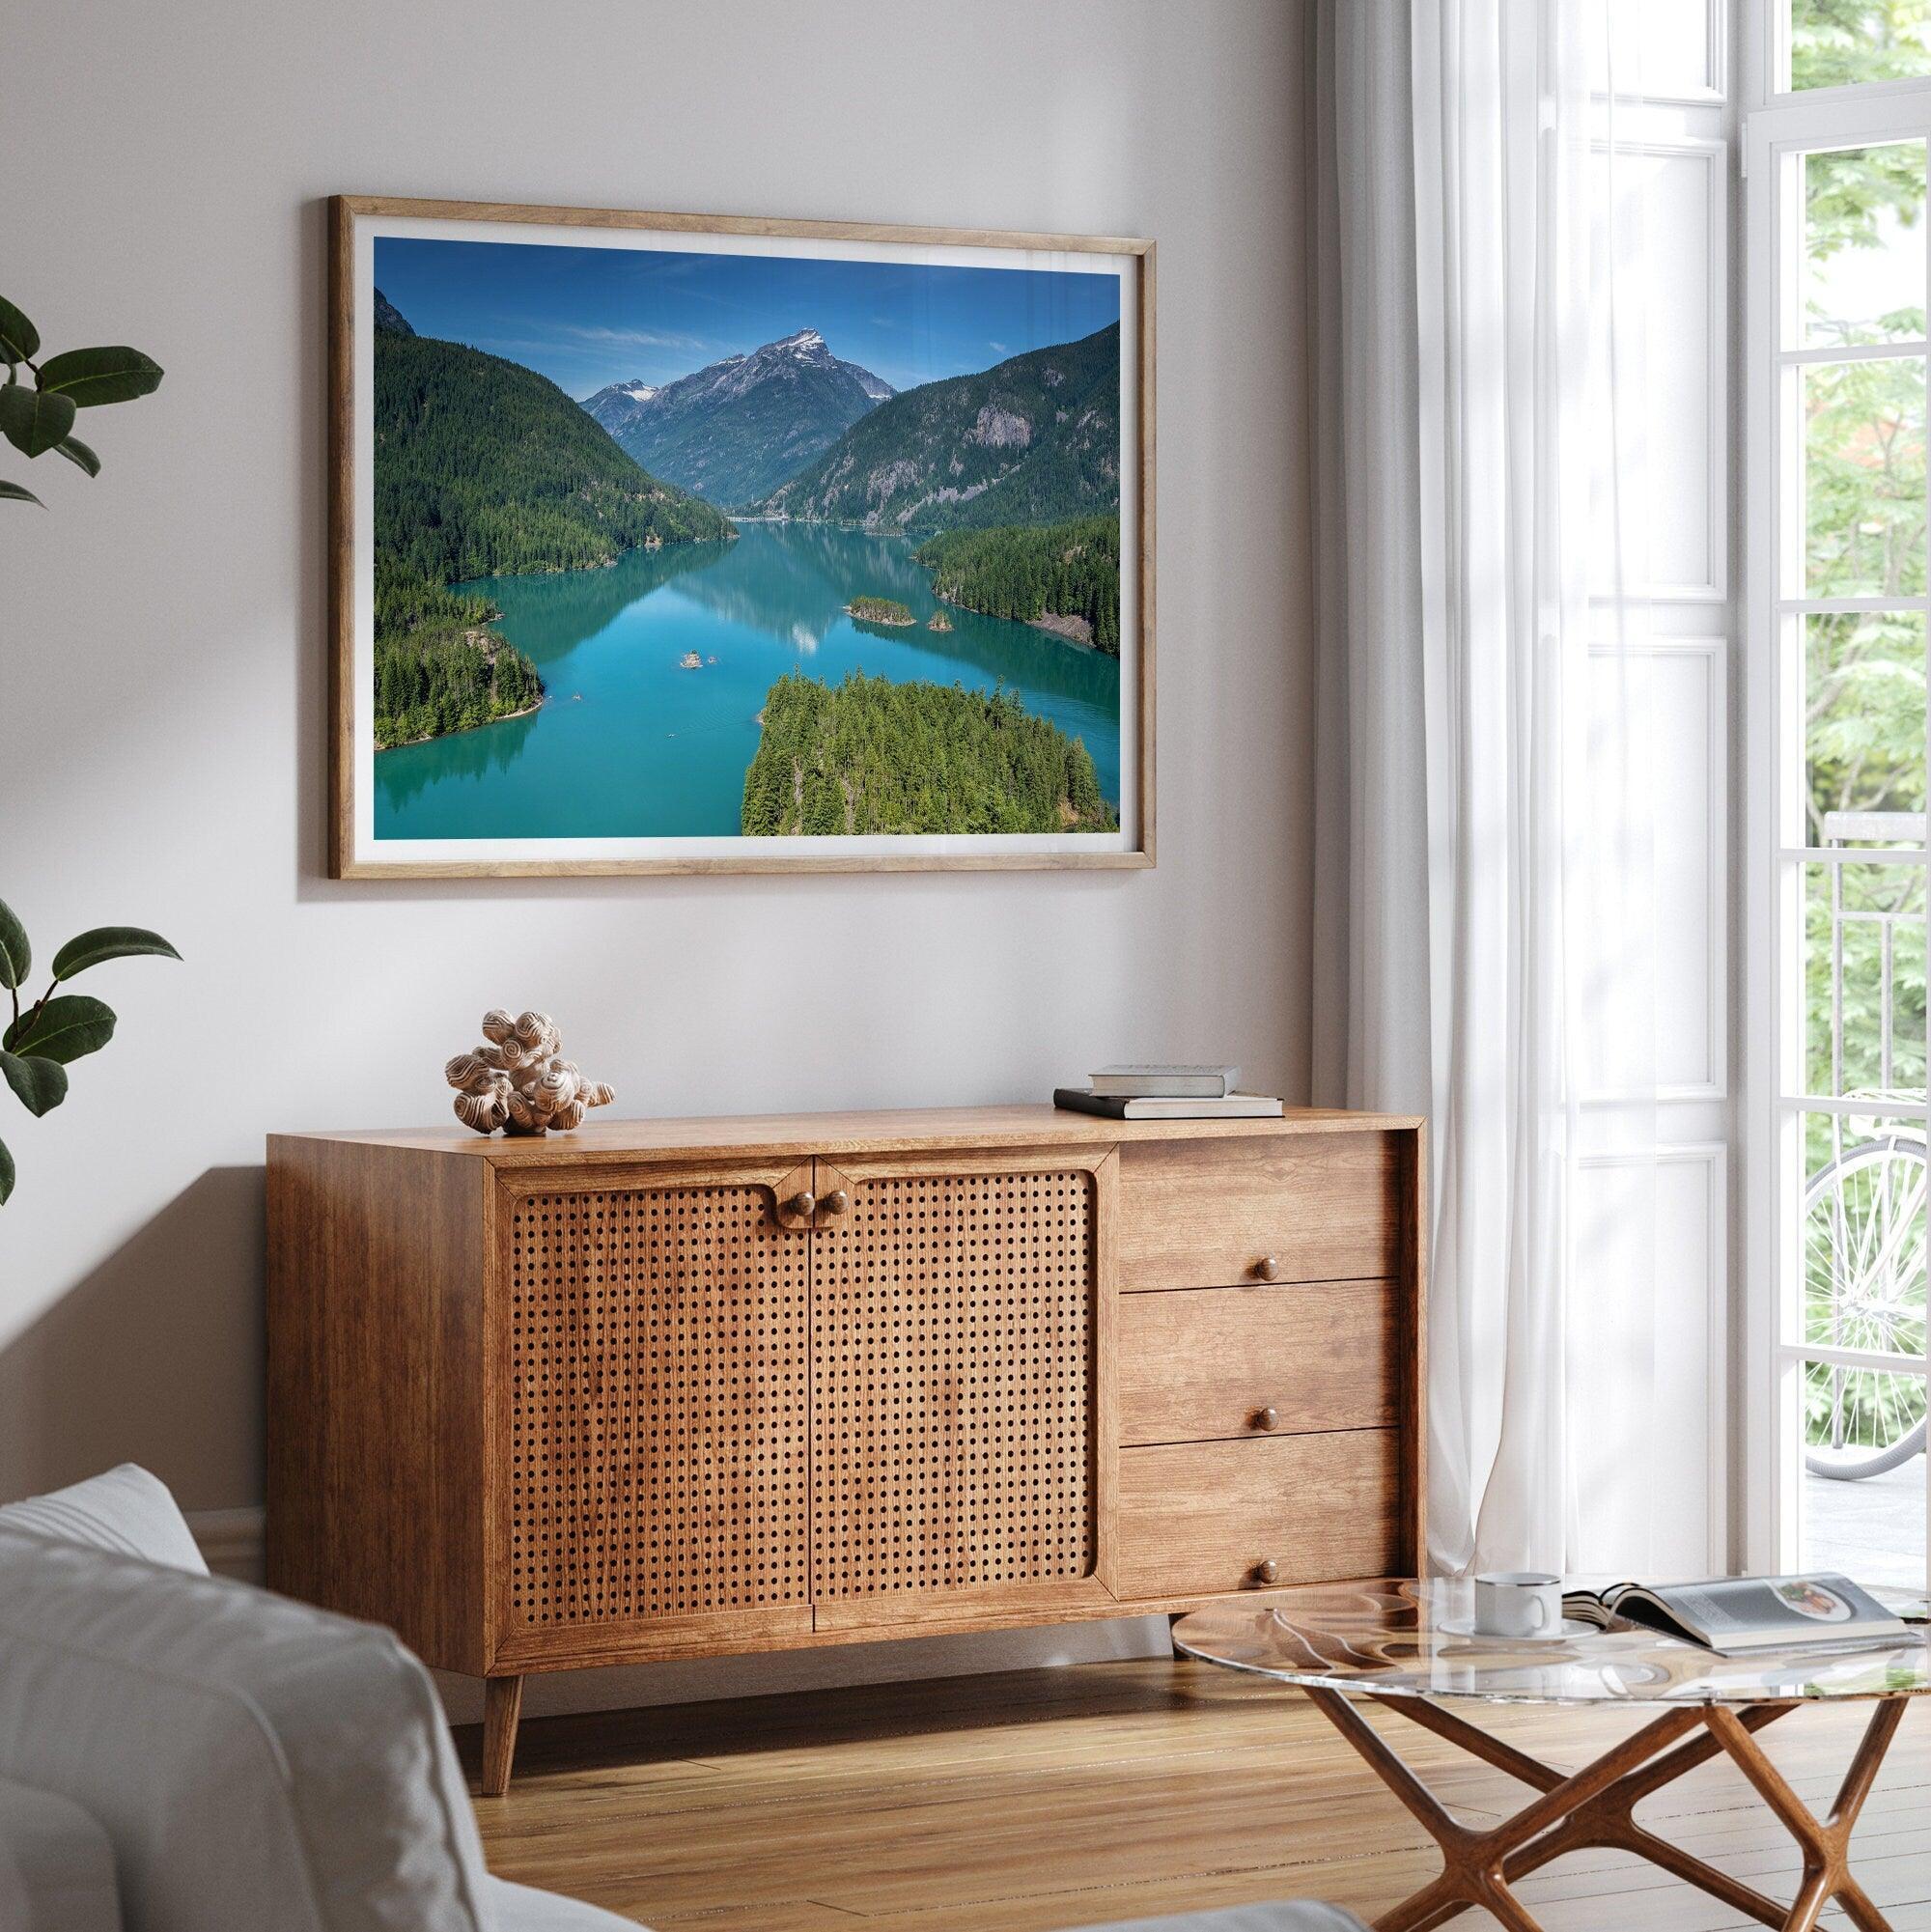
<box><xmin>2</xmin><ymin>291</ymin><xmax>175</xmax><ymax>1203</ymax></box>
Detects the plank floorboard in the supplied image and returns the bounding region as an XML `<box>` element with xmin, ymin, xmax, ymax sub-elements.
<box><xmin>460</xmin><ymin>1658</ymin><xmax>1930</xmax><ymax>1931</ymax></box>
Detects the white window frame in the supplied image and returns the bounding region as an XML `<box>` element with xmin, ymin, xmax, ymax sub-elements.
<box><xmin>1743</xmin><ymin>1</ymin><xmax>1931</xmax><ymax>1594</ymax></box>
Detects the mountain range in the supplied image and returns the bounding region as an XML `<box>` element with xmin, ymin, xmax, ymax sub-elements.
<box><xmin>753</xmin><ymin>322</ymin><xmax>1120</xmax><ymax>534</ymax></box>
<box><xmin>582</xmin><ymin>328</ymin><xmax>894</xmax><ymax>511</ymax></box>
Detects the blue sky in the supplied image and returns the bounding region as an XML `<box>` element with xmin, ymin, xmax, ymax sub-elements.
<box><xmin>374</xmin><ymin>237</ymin><xmax>1122</xmax><ymax>400</ymax></box>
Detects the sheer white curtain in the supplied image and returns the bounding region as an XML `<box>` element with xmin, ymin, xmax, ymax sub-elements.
<box><xmin>1311</xmin><ymin>0</ymin><xmax>1662</xmax><ymax>1576</ymax></box>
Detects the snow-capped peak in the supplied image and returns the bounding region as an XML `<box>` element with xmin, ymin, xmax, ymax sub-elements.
<box><xmin>773</xmin><ymin>327</ymin><xmax>826</xmax><ymax>352</ymax></box>
<box><xmin>620</xmin><ymin>382</ymin><xmax>659</xmax><ymax>403</ymax></box>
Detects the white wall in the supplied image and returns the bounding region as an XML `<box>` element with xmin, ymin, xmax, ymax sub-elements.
<box><xmin>0</xmin><ymin>0</ymin><xmax>1314</xmax><ymax>1714</ymax></box>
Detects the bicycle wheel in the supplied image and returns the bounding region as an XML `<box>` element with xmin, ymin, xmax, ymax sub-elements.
<box><xmin>1802</xmin><ymin>1134</ymin><xmax>1929</xmax><ymax>1481</ymax></box>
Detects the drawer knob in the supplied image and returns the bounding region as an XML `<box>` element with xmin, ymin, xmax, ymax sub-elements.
<box><xmin>787</xmin><ymin>1190</ymin><xmax>817</xmax><ymax>1219</ymax></box>
<box><xmin>1255</xmin><ymin>1406</ymin><xmax>1279</xmax><ymax>1432</ymax></box>
<box><xmin>1254</xmin><ymin>1557</ymin><xmax>1280</xmax><ymax>1585</ymax></box>
<box><xmin>820</xmin><ymin>1189</ymin><xmax>850</xmax><ymax>1217</ymax></box>
<box><xmin>1255</xmin><ymin>1254</ymin><xmax>1280</xmax><ymax>1281</ymax></box>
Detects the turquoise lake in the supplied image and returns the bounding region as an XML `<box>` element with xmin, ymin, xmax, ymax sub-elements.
<box><xmin>374</xmin><ymin>522</ymin><xmax>1123</xmax><ymax>840</ymax></box>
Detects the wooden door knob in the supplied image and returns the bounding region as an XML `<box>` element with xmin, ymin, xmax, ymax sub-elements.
<box><xmin>1254</xmin><ymin>1406</ymin><xmax>1278</xmax><ymax>1432</ymax></box>
<box><xmin>787</xmin><ymin>1190</ymin><xmax>816</xmax><ymax>1219</ymax></box>
<box><xmin>1255</xmin><ymin>1254</ymin><xmax>1280</xmax><ymax>1280</ymax></box>
<box><xmin>820</xmin><ymin>1189</ymin><xmax>850</xmax><ymax>1217</ymax></box>
<box><xmin>1254</xmin><ymin>1557</ymin><xmax>1280</xmax><ymax>1585</ymax></box>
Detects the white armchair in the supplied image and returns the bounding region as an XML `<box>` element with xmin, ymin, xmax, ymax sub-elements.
<box><xmin>0</xmin><ymin>1466</ymin><xmax>633</xmax><ymax>1932</ymax></box>
<box><xmin>0</xmin><ymin>1467</ymin><xmax>1361</xmax><ymax>1932</ymax></box>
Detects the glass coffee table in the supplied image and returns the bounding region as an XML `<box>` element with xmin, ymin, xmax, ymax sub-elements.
<box><xmin>1173</xmin><ymin>1579</ymin><xmax>1931</xmax><ymax>1932</ymax></box>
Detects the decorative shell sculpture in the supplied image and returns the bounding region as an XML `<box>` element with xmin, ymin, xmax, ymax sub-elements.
<box><xmin>444</xmin><ymin>1010</ymin><xmax>614</xmax><ymax>1136</ymax></box>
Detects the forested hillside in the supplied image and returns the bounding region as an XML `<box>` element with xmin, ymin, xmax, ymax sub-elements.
<box><xmin>742</xmin><ymin>671</ymin><xmax>1116</xmax><ymax>835</ymax></box>
<box><xmin>915</xmin><ymin>515</ymin><xmax>1121</xmax><ymax>652</ymax></box>
<box><xmin>755</xmin><ymin>324</ymin><xmax>1120</xmax><ymax>533</ymax></box>
<box><xmin>376</xmin><ymin>326</ymin><xmax>733</xmax><ymax>582</ymax></box>
<box><xmin>372</xmin><ymin>301</ymin><xmax>733</xmax><ymax>749</ymax></box>
<box><xmin>372</xmin><ymin>560</ymin><xmax>544</xmax><ymax>748</ymax></box>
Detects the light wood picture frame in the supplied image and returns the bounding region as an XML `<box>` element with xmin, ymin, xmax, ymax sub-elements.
<box><xmin>328</xmin><ymin>196</ymin><xmax>1155</xmax><ymax>878</ymax></box>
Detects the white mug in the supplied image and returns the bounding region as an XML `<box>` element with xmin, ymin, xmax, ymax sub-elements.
<box><xmin>1471</xmin><ymin>1571</ymin><xmax>1563</xmax><ymax>1639</ymax></box>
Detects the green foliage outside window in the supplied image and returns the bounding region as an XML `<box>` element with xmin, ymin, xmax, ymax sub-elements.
<box><xmin>1795</xmin><ymin>1</ymin><xmax>1931</xmax><ymax>1128</ymax></box>
<box><xmin>1790</xmin><ymin>0</ymin><xmax>1931</xmax><ymax>91</ymax></box>
<box><xmin>1792</xmin><ymin>0</ymin><xmax>1931</xmax><ymax>1456</ymax></box>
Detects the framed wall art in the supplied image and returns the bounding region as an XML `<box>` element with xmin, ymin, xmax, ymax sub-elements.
<box><xmin>328</xmin><ymin>196</ymin><xmax>1155</xmax><ymax>877</ymax></box>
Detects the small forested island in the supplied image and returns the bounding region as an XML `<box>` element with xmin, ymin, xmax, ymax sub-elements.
<box><xmin>914</xmin><ymin>514</ymin><xmax>1122</xmax><ymax>654</ymax></box>
<box><xmin>372</xmin><ymin>294</ymin><xmax>734</xmax><ymax>751</ymax></box>
<box><xmin>927</xmin><ymin>611</ymin><xmax>954</xmax><ymax>632</ymax></box>
<box><xmin>846</xmin><ymin>596</ymin><xmax>915</xmax><ymax>626</ymax></box>
<box><xmin>742</xmin><ymin>671</ymin><xmax>1117</xmax><ymax>836</ymax></box>
<box><xmin>373</xmin><ymin>563</ymin><xmax>544</xmax><ymax>749</ymax></box>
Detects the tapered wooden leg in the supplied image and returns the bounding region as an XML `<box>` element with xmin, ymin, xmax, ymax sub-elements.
<box><xmin>482</xmin><ymin>1674</ymin><xmax>524</xmax><ymax>1798</ymax></box>
<box><xmin>1501</xmin><ymin>1703</ymin><xmax>1803</xmax><ymax>1928</ymax></box>
<box><xmin>1298</xmin><ymin>1689</ymin><xmax>1914</xmax><ymax>1932</ymax></box>
<box><xmin>1303</xmin><ymin>1689</ymin><xmax>1701</xmax><ymax>1932</ymax></box>
<box><xmin>1703</xmin><ymin>1700</ymin><xmax>1908</xmax><ymax>1932</ymax></box>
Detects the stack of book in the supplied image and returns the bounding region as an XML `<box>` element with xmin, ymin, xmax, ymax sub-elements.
<box><xmin>1053</xmin><ymin>1065</ymin><xmax>1285</xmax><ymax>1120</ymax></box>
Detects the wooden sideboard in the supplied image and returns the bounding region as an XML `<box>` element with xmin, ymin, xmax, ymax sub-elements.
<box><xmin>266</xmin><ymin>1105</ymin><xmax>1425</xmax><ymax>1791</ymax></box>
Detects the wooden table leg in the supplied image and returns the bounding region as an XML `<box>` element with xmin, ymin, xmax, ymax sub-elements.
<box><xmin>1703</xmin><ymin>1699</ymin><xmax>1909</xmax><ymax>1932</ymax></box>
<box><xmin>481</xmin><ymin>1673</ymin><xmax>524</xmax><ymax>1798</ymax></box>
<box><xmin>1302</xmin><ymin>1688</ymin><xmax>1700</xmax><ymax>1931</ymax></box>
<box><xmin>1500</xmin><ymin>1702</ymin><xmax>1802</xmax><ymax>1929</ymax></box>
<box><xmin>1298</xmin><ymin>1690</ymin><xmax>1913</xmax><ymax>1932</ymax></box>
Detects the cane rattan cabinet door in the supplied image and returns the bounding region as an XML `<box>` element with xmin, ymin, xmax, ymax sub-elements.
<box><xmin>808</xmin><ymin>1155</ymin><xmax>1112</xmax><ymax>1627</ymax></box>
<box><xmin>500</xmin><ymin>1172</ymin><xmax>812</xmax><ymax>1655</ymax></box>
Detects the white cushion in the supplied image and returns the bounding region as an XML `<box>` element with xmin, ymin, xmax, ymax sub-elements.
<box><xmin>0</xmin><ymin>1775</ymin><xmax>122</xmax><ymax>1932</ymax></box>
<box><xmin>482</xmin><ymin>1876</ymin><xmax>639</xmax><ymax>1931</ymax></box>
<box><xmin>0</xmin><ymin>1463</ymin><xmax>207</xmax><ymax>1574</ymax></box>
<box><xmin>0</xmin><ymin>1525</ymin><xmax>492</xmax><ymax>1932</ymax></box>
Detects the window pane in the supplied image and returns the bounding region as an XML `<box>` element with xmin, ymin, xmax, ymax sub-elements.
<box><xmin>1805</xmin><ymin>860</ymin><xmax>1927</xmax><ymax>1095</ymax></box>
<box><xmin>1799</xmin><ymin>1366</ymin><xmax>1927</xmax><ymax>1591</ymax></box>
<box><xmin>1805</xmin><ymin>614</ymin><xmax>1927</xmax><ymax>839</ymax></box>
<box><xmin>1805</xmin><ymin>356</ymin><xmax>1926</xmax><ymax>597</ymax></box>
<box><xmin>1802</xmin><ymin>145</ymin><xmax>1926</xmax><ymax>349</ymax></box>
<box><xmin>1802</xmin><ymin>1127</ymin><xmax>1928</xmax><ymax>1357</ymax></box>
<box><xmin>1791</xmin><ymin>0</ymin><xmax>1931</xmax><ymax>91</ymax></box>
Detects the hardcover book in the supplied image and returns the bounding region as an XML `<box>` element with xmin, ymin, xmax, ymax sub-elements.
<box><xmin>1089</xmin><ymin>1063</ymin><xmax>1239</xmax><ymax>1098</ymax></box>
<box><xmin>1054</xmin><ymin>1087</ymin><xmax>1283</xmax><ymax>1120</ymax></box>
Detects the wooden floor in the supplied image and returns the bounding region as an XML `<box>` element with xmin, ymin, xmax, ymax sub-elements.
<box><xmin>461</xmin><ymin>1658</ymin><xmax>1931</xmax><ymax>1932</ymax></box>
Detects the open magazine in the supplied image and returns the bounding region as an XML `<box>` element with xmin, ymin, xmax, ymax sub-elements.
<box><xmin>1563</xmin><ymin>1574</ymin><xmax>1917</xmax><ymax>1657</ymax></box>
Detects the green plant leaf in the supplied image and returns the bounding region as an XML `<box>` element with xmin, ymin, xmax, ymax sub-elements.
<box><xmin>0</xmin><ymin>479</ymin><xmax>42</xmax><ymax>507</ymax></box>
<box><xmin>5</xmin><ymin>994</ymin><xmax>115</xmax><ymax>1064</ymax></box>
<box><xmin>0</xmin><ymin>1132</ymin><xmax>14</xmax><ymax>1206</ymax></box>
<box><xmin>36</xmin><ymin>347</ymin><xmax>163</xmax><ymax>409</ymax></box>
<box><xmin>51</xmin><ymin>926</ymin><xmax>180</xmax><ymax>980</ymax></box>
<box><xmin>0</xmin><ymin>297</ymin><xmax>39</xmax><ymax>364</ymax></box>
<box><xmin>0</xmin><ymin>382</ymin><xmax>77</xmax><ymax>458</ymax></box>
<box><xmin>0</xmin><ymin>901</ymin><xmax>28</xmax><ymax>990</ymax></box>
<box><xmin>0</xmin><ymin>1050</ymin><xmax>67</xmax><ymax>1117</ymax></box>
<box><xmin>53</xmin><ymin>434</ymin><xmax>99</xmax><ymax>477</ymax></box>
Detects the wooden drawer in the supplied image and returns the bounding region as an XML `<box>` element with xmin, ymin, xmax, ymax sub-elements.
<box><xmin>1118</xmin><ymin>1281</ymin><xmax>1396</xmax><ymax>1445</ymax></box>
<box><xmin>1117</xmin><ymin>1134</ymin><xmax>1402</xmax><ymax>1291</ymax></box>
<box><xmin>1115</xmin><ymin>1431</ymin><xmax>1400</xmax><ymax>1598</ymax></box>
